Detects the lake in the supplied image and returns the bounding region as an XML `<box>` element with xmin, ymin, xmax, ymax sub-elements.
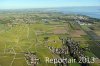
<box><xmin>0</xmin><ymin>6</ymin><xmax>100</xmax><ymax>19</ymax></box>
<box><xmin>52</xmin><ymin>6</ymin><xmax>100</xmax><ymax>19</ymax></box>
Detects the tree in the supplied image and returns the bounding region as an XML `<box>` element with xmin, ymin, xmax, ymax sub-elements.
<box><xmin>44</xmin><ymin>36</ymin><xmax>49</xmax><ymax>41</ymax></box>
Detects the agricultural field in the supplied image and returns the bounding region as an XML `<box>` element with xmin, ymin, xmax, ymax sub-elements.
<box><xmin>0</xmin><ymin>23</ymin><xmax>64</xmax><ymax>66</ymax></box>
<box><xmin>0</xmin><ymin>12</ymin><xmax>100</xmax><ymax>66</ymax></box>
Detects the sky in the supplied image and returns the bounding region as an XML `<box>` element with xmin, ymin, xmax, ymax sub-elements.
<box><xmin>0</xmin><ymin>0</ymin><xmax>100</xmax><ymax>9</ymax></box>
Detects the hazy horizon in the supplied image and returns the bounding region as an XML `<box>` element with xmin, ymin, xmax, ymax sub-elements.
<box><xmin>0</xmin><ymin>0</ymin><xmax>100</xmax><ymax>9</ymax></box>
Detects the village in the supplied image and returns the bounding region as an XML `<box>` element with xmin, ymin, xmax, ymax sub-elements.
<box><xmin>0</xmin><ymin>11</ymin><xmax>100</xmax><ymax>66</ymax></box>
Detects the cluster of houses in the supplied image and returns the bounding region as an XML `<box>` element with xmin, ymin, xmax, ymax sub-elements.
<box><xmin>48</xmin><ymin>46</ymin><xmax>68</xmax><ymax>55</ymax></box>
<box><xmin>65</xmin><ymin>38</ymin><xmax>87</xmax><ymax>63</ymax></box>
<box><xmin>76</xmin><ymin>20</ymin><xmax>92</xmax><ymax>25</ymax></box>
<box><xmin>24</xmin><ymin>52</ymin><xmax>39</xmax><ymax>66</ymax></box>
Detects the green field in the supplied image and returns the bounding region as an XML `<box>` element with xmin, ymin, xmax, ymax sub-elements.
<box><xmin>0</xmin><ymin>12</ymin><xmax>100</xmax><ymax>66</ymax></box>
<box><xmin>0</xmin><ymin>22</ymin><xmax>67</xmax><ymax>66</ymax></box>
